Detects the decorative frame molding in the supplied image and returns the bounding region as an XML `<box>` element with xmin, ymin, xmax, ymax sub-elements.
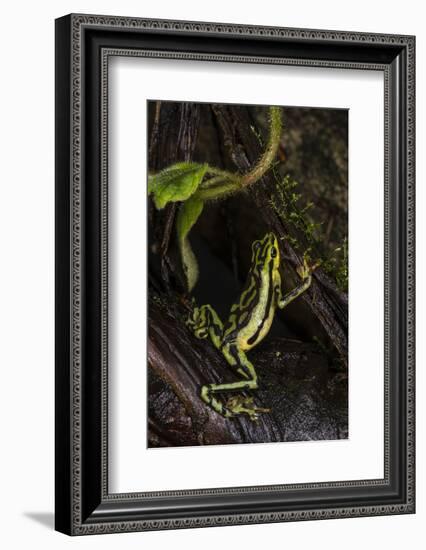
<box><xmin>55</xmin><ymin>14</ymin><xmax>415</xmax><ymax>535</ymax></box>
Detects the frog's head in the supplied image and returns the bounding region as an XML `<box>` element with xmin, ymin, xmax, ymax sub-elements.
<box><xmin>251</xmin><ymin>232</ymin><xmax>280</xmax><ymax>273</ymax></box>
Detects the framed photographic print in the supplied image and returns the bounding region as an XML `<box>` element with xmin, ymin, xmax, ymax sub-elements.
<box><xmin>55</xmin><ymin>14</ymin><xmax>415</xmax><ymax>535</ymax></box>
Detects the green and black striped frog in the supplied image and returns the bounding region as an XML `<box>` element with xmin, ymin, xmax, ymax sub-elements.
<box><xmin>187</xmin><ymin>232</ymin><xmax>314</xmax><ymax>420</ymax></box>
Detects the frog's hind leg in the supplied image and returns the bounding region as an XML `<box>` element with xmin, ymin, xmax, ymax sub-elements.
<box><xmin>201</xmin><ymin>343</ymin><xmax>268</xmax><ymax>421</ymax></box>
<box><xmin>187</xmin><ymin>304</ymin><xmax>223</xmax><ymax>349</ymax></box>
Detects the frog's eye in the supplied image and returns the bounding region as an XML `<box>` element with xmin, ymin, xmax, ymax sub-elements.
<box><xmin>270</xmin><ymin>246</ymin><xmax>277</xmax><ymax>258</ymax></box>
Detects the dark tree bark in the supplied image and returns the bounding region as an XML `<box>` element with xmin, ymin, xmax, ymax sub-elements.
<box><xmin>148</xmin><ymin>102</ymin><xmax>201</xmax><ymax>289</ymax></box>
<box><xmin>148</xmin><ymin>295</ymin><xmax>347</xmax><ymax>447</ymax></box>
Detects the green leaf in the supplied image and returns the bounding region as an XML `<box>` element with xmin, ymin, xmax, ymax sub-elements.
<box><xmin>148</xmin><ymin>162</ymin><xmax>207</xmax><ymax>210</ymax></box>
<box><xmin>176</xmin><ymin>197</ymin><xmax>204</xmax><ymax>291</ymax></box>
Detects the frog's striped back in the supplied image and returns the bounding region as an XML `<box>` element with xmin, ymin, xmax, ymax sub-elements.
<box><xmin>222</xmin><ymin>233</ymin><xmax>280</xmax><ymax>349</ymax></box>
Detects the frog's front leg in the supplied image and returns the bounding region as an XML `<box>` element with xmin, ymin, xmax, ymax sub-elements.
<box><xmin>201</xmin><ymin>343</ymin><xmax>268</xmax><ymax>421</ymax></box>
<box><xmin>276</xmin><ymin>258</ymin><xmax>313</xmax><ymax>309</ymax></box>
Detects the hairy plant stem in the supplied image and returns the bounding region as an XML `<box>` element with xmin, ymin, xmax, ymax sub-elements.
<box><xmin>240</xmin><ymin>106</ymin><xmax>282</xmax><ymax>186</ymax></box>
<box><xmin>193</xmin><ymin>106</ymin><xmax>282</xmax><ymax>202</ymax></box>
<box><xmin>203</xmin><ymin>166</ymin><xmax>241</xmax><ymax>183</ymax></box>
<box><xmin>195</xmin><ymin>181</ymin><xmax>241</xmax><ymax>200</ymax></box>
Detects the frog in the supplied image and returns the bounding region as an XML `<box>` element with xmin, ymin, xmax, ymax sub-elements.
<box><xmin>186</xmin><ymin>232</ymin><xmax>315</xmax><ymax>421</ymax></box>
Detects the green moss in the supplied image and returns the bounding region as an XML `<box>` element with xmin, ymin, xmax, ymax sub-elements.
<box><xmin>270</xmin><ymin>174</ymin><xmax>348</xmax><ymax>292</ymax></box>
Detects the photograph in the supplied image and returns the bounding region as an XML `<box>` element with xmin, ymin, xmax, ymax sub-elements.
<box><xmin>52</xmin><ymin>11</ymin><xmax>415</xmax><ymax>537</ymax></box>
<box><xmin>0</xmin><ymin>0</ymin><xmax>420</xmax><ymax>546</ymax></box>
<box><xmin>147</xmin><ymin>100</ymin><xmax>349</xmax><ymax>447</ymax></box>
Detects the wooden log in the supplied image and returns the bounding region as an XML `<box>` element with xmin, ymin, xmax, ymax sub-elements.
<box><xmin>148</xmin><ymin>296</ymin><xmax>347</xmax><ymax>447</ymax></box>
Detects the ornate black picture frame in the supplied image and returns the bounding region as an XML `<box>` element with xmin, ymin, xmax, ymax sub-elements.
<box><xmin>55</xmin><ymin>14</ymin><xmax>415</xmax><ymax>535</ymax></box>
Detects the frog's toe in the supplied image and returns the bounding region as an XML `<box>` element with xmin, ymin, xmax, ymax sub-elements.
<box><xmin>226</xmin><ymin>395</ymin><xmax>270</xmax><ymax>421</ymax></box>
<box><xmin>186</xmin><ymin>311</ymin><xmax>198</xmax><ymax>327</ymax></box>
<box><xmin>246</xmin><ymin>409</ymin><xmax>260</xmax><ymax>422</ymax></box>
<box><xmin>243</xmin><ymin>407</ymin><xmax>264</xmax><ymax>422</ymax></box>
<box><xmin>195</xmin><ymin>328</ymin><xmax>209</xmax><ymax>339</ymax></box>
<box><xmin>225</xmin><ymin>395</ymin><xmax>244</xmax><ymax>410</ymax></box>
<box><xmin>297</xmin><ymin>256</ymin><xmax>320</xmax><ymax>280</ymax></box>
<box><xmin>296</xmin><ymin>262</ymin><xmax>309</xmax><ymax>280</ymax></box>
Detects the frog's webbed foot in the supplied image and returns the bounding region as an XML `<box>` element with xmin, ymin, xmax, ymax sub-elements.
<box><xmin>296</xmin><ymin>256</ymin><xmax>320</xmax><ymax>281</ymax></box>
<box><xmin>226</xmin><ymin>395</ymin><xmax>270</xmax><ymax>422</ymax></box>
